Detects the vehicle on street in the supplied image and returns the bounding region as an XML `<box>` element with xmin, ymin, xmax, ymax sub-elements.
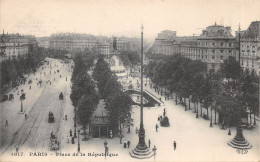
<box><xmin>1</xmin><ymin>95</ymin><xmax>8</xmax><ymax>102</ymax></box>
<box><xmin>9</xmin><ymin>94</ymin><xmax>14</xmax><ymax>100</ymax></box>
<box><xmin>48</xmin><ymin>111</ymin><xmax>54</xmax><ymax>123</ymax></box>
<box><xmin>59</xmin><ymin>92</ymin><xmax>63</xmax><ymax>100</ymax></box>
<box><xmin>49</xmin><ymin>133</ymin><xmax>59</xmax><ymax>151</ymax></box>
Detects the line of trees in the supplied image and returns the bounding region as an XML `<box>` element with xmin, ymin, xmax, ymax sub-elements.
<box><xmin>0</xmin><ymin>47</ymin><xmax>46</xmax><ymax>94</ymax></box>
<box><xmin>146</xmin><ymin>54</ymin><xmax>259</xmax><ymax>127</ymax></box>
<box><xmin>70</xmin><ymin>53</ymin><xmax>99</xmax><ymax>140</ymax></box>
<box><xmin>93</xmin><ymin>57</ymin><xmax>133</xmax><ymax>136</ymax></box>
<box><xmin>119</xmin><ymin>51</ymin><xmax>141</xmax><ymax>68</ymax></box>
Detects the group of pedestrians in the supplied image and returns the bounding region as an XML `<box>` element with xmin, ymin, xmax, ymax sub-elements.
<box><xmin>67</xmin><ymin>129</ymin><xmax>75</xmax><ymax>144</ymax></box>
<box><xmin>123</xmin><ymin>140</ymin><xmax>131</xmax><ymax>148</ymax></box>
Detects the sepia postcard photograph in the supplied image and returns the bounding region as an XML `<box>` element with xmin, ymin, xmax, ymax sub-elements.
<box><xmin>0</xmin><ymin>0</ymin><xmax>259</xmax><ymax>161</ymax></box>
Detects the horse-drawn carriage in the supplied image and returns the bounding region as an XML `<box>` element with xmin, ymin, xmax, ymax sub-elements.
<box><xmin>49</xmin><ymin>132</ymin><xmax>59</xmax><ymax>151</ymax></box>
<box><xmin>9</xmin><ymin>94</ymin><xmax>14</xmax><ymax>100</ymax></box>
<box><xmin>59</xmin><ymin>92</ymin><xmax>63</xmax><ymax>100</ymax></box>
<box><xmin>20</xmin><ymin>93</ymin><xmax>26</xmax><ymax>100</ymax></box>
<box><xmin>48</xmin><ymin>111</ymin><xmax>54</xmax><ymax>123</ymax></box>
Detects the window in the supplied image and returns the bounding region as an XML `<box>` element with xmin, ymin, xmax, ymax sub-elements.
<box><xmin>220</xmin><ymin>55</ymin><xmax>223</xmax><ymax>60</ymax></box>
<box><xmin>221</xmin><ymin>43</ymin><xmax>223</xmax><ymax>47</ymax></box>
<box><xmin>220</xmin><ymin>50</ymin><xmax>224</xmax><ymax>54</ymax></box>
<box><xmin>229</xmin><ymin>50</ymin><xmax>232</xmax><ymax>55</ymax></box>
<box><xmin>206</xmin><ymin>55</ymin><xmax>208</xmax><ymax>59</ymax></box>
<box><xmin>212</xmin><ymin>50</ymin><xmax>215</xmax><ymax>54</ymax></box>
<box><xmin>212</xmin><ymin>43</ymin><xmax>215</xmax><ymax>47</ymax></box>
<box><xmin>229</xmin><ymin>43</ymin><xmax>232</xmax><ymax>47</ymax></box>
<box><xmin>212</xmin><ymin>55</ymin><xmax>215</xmax><ymax>60</ymax></box>
<box><xmin>241</xmin><ymin>60</ymin><xmax>243</xmax><ymax>65</ymax></box>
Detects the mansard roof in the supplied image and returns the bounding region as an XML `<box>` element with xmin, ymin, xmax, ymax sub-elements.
<box><xmin>200</xmin><ymin>23</ymin><xmax>234</xmax><ymax>38</ymax></box>
<box><xmin>242</xmin><ymin>21</ymin><xmax>260</xmax><ymax>39</ymax></box>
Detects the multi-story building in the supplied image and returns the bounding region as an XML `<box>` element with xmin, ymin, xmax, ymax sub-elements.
<box><xmin>49</xmin><ymin>33</ymin><xmax>99</xmax><ymax>52</ymax></box>
<box><xmin>98</xmin><ymin>42</ymin><xmax>110</xmax><ymax>55</ymax></box>
<box><xmin>180</xmin><ymin>23</ymin><xmax>237</xmax><ymax>71</ymax></box>
<box><xmin>240</xmin><ymin>21</ymin><xmax>260</xmax><ymax>76</ymax></box>
<box><xmin>110</xmin><ymin>37</ymin><xmax>139</xmax><ymax>52</ymax></box>
<box><xmin>37</xmin><ymin>37</ymin><xmax>50</xmax><ymax>48</ymax></box>
<box><xmin>152</xmin><ymin>30</ymin><xmax>177</xmax><ymax>55</ymax></box>
<box><xmin>0</xmin><ymin>32</ymin><xmax>37</xmax><ymax>61</ymax></box>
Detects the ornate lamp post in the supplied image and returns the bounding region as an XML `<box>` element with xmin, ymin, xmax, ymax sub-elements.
<box><xmin>228</xmin><ymin>24</ymin><xmax>251</xmax><ymax>149</ymax></box>
<box><xmin>19</xmin><ymin>95</ymin><xmax>25</xmax><ymax>114</ymax></box>
<box><xmin>74</xmin><ymin>107</ymin><xmax>77</xmax><ymax>138</ymax></box>
<box><xmin>77</xmin><ymin>129</ymin><xmax>80</xmax><ymax>152</ymax></box>
<box><xmin>130</xmin><ymin>25</ymin><xmax>152</xmax><ymax>159</ymax></box>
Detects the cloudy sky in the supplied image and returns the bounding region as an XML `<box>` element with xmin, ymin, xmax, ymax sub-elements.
<box><xmin>0</xmin><ymin>0</ymin><xmax>260</xmax><ymax>40</ymax></box>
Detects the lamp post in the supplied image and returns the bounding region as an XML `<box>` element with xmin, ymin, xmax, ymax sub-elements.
<box><xmin>228</xmin><ymin>24</ymin><xmax>251</xmax><ymax>149</ymax></box>
<box><xmin>74</xmin><ymin>107</ymin><xmax>77</xmax><ymax>138</ymax></box>
<box><xmin>130</xmin><ymin>25</ymin><xmax>152</xmax><ymax>159</ymax></box>
<box><xmin>196</xmin><ymin>103</ymin><xmax>199</xmax><ymax>118</ymax></box>
<box><xmin>77</xmin><ymin>129</ymin><xmax>80</xmax><ymax>152</ymax></box>
<box><xmin>19</xmin><ymin>95</ymin><xmax>25</xmax><ymax>114</ymax></box>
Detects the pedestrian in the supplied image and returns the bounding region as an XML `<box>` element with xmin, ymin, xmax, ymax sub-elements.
<box><xmin>156</xmin><ymin>124</ymin><xmax>159</xmax><ymax>132</ymax></box>
<box><xmin>69</xmin><ymin>129</ymin><xmax>72</xmax><ymax>137</ymax></box>
<box><xmin>158</xmin><ymin>116</ymin><xmax>160</xmax><ymax>121</ymax></box>
<box><xmin>123</xmin><ymin>140</ymin><xmax>127</xmax><ymax>148</ymax></box>
<box><xmin>165</xmin><ymin>96</ymin><xmax>167</xmax><ymax>101</ymax></box>
<box><xmin>5</xmin><ymin>120</ymin><xmax>8</xmax><ymax>126</ymax></box>
<box><xmin>173</xmin><ymin>141</ymin><xmax>176</xmax><ymax>150</ymax></box>
<box><xmin>127</xmin><ymin>140</ymin><xmax>130</xmax><ymax>148</ymax></box>
<box><xmin>67</xmin><ymin>135</ymin><xmax>69</xmax><ymax>143</ymax></box>
<box><xmin>148</xmin><ymin>139</ymin><xmax>151</xmax><ymax>148</ymax></box>
<box><xmin>25</xmin><ymin>114</ymin><xmax>27</xmax><ymax>120</ymax></box>
<box><xmin>110</xmin><ymin>130</ymin><xmax>113</xmax><ymax>138</ymax></box>
<box><xmin>71</xmin><ymin>137</ymin><xmax>75</xmax><ymax>144</ymax></box>
<box><xmin>29</xmin><ymin>85</ymin><xmax>31</xmax><ymax>89</ymax></box>
<box><xmin>16</xmin><ymin>147</ymin><xmax>19</xmax><ymax>153</ymax></box>
<box><xmin>65</xmin><ymin>115</ymin><xmax>67</xmax><ymax>120</ymax></box>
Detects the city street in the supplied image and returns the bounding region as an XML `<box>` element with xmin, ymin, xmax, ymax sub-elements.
<box><xmin>1</xmin><ymin>58</ymin><xmax>73</xmax><ymax>156</ymax></box>
<box><xmin>1</xmin><ymin>58</ymin><xmax>259</xmax><ymax>162</ymax></box>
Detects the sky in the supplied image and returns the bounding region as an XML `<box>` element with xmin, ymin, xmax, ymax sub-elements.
<box><xmin>0</xmin><ymin>0</ymin><xmax>260</xmax><ymax>40</ymax></box>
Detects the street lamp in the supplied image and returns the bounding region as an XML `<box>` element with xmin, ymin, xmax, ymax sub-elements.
<box><xmin>196</xmin><ymin>103</ymin><xmax>199</xmax><ymax>118</ymax></box>
<box><xmin>130</xmin><ymin>25</ymin><xmax>152</xmax><ymax>159</ymax></box>
<box><xmin>77</xmin><ymin>129</ymin><xmax>80</xmax><ymax>152</ymax></box>
<box><xmin>104</xmin><ymin>141</ymin><xmax>108</xmax><ymax>158</ymax></box>
<box><xmin>19</xmin><ymin>95</ymin><xmax>25</xmax><ymax>114</ymax></box>
<box><xmin>74</xmin><ymin>107</ymin><xmax>77</xmax><ymax>138</ymax></box>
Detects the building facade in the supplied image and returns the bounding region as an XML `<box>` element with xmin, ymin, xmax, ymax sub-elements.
<box><xmin>0</xmin><ymin>32</ymin><xmax>37</xmax><ymax>61</ymax></box>
<box><xmin>49</xmin><ymin>33</ymin><xmax>99</xmax><ymax>52</ymax></box>
<box><xmin>179</xmin><ymin>24</ymin><xmax>237</xmax><ymax>71</ymax></box>
<box><xmin>240</xmin><ymin>21</ymin><xmax>260</xmax><ymax>76</ymax></box>
<box><xmin>152</xmin><ymin>30</ymin><xmax>177</xmax><ymax>55</ymax></box>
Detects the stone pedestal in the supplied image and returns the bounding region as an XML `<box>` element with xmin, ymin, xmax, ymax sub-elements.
<box><xmin>228</xmin><ymin>126</ymin><xmax>252</xmax><ymax>149</ymax></box>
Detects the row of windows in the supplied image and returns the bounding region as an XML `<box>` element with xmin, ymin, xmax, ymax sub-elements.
<box><xmin>182</xmin><ymin>53</ymin><xmax>226</xmax><ymax>60</ymax></box>
<box><xmin>181</xmin><ymin>48</ymin><xmax>233</xmax><ymax>54</ymax></box>
<box><xmin>241</xmin><ymin>45</ymin><xmax>256</xmax><ymax>52</ymax></box>
<box><xmin>198</xmin><ymin>42</ymin><xmax>233</xmax><ymax>47</ymax></box>
<box><xmin>241</xmin><ymin>60</ymin><xmax>256</xmax><ymax>68</ymax></box>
